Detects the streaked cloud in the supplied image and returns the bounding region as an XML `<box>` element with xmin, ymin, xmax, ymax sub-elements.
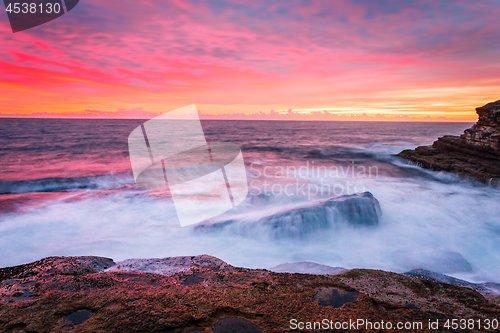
<box><xmin>1</xmin><ymin>0</ymin><xmax>499</xmax><ymax>120</ymax></box>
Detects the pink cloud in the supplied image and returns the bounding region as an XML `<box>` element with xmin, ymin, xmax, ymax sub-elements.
<box><xmin>0</xmin><ymin>0</ymin><xmax>499</xmax><ymax>118</ymax></box>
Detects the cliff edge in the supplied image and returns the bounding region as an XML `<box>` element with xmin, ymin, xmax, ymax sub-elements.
<box><xmin>398</xmin><ymin>100</ymin><xmax>500</xmax><ymax>184</ymax></box>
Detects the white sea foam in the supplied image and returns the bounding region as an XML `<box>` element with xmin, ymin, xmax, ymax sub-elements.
<box><xmin>1</xmin><ymin>166</ymin><xmax>499</xmax><ymax>284</ymax></box>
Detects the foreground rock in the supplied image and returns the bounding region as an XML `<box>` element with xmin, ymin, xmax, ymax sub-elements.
<box><xmin>399</xmin><ymin>100</ymin><xmax>500</xmax><ymax>184</ymax></box>
<box><xmin>1</xmin><ymin>256</ymin><xmax>499</xmax><ymax>332</ymax></box>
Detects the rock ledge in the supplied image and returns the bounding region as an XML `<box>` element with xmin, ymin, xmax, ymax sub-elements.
<box><xmin>1</xmin><ymin>255</ymin><xmax>499</xmax><ymax>332</ymax></box>
<box><xmin>399</xmin><ymin>100</ymin><xmax>500</xmax><ymax>184</ymax></box>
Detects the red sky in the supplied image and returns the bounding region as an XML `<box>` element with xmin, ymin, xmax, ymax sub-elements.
<box><xmin>1</xmin><ymin>0</ymin><xmax>499</xmax><ymax>121</ymax></box>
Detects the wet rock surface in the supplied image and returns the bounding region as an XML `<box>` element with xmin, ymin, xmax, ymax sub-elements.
<box><xmin>64</xmin><ymin>309</ymin><xmax>94</xmax><ymax>325</ymax></box>
<box><xmin>404</xmin><ymin>269</ymin><xmax>500</xmax><ymax>296</ymax></box>
<box><xmin>398</xmin><ymin>100</ymin><xmax>500</xmax><ymax>184</ymax></box>
<box><xmin>212</xmin><ymin>317</ymin><xmax>264</xmax><ymax>333</ymax></box>
<box><xmin>0</xmin><ymin>255</ymin><xmax>499</xmax><ymax>332</ymax></box>
<box><xmin>313</xmin><ymin>287</ymin><xmax>360</xmax><ymax>307</ymax></box>
<box><xmin>108</xmin><ymin>254</ymin><xmax>227</xmax><ymax>276</ymax></box>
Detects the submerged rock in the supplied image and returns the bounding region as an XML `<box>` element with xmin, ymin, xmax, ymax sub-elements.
<box><xmin>398</xmin><ymin>100</ymin><xmax>500</xmax><ymax>184</ymax></box>
<box><xmin>195</xmin><ymin>192</ymin><xmax>381</xmax><ymax>239</ymax></box>
<box><xmin>390</xmin><ymin>250</ymin><xmax>473</xmax><ymax>274</ymax></box>
<box><xmin>269</xmin><ymin>261</ymin><xmax>346</xmax><ymax>275</ymax></box>
<box><xmin>404</xmin><ymin>269</ymin><xmax>500</xmax><ymax>296</ymax></box>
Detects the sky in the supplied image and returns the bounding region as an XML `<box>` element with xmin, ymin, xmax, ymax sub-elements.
<box><xmin>1</xmin><ymin>0</ymin><xmax>500</xmax><ymax>121</ymax></box>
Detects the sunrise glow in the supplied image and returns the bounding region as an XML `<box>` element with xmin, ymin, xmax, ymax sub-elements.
<box><xmin>1</xmin><ymin>0</ymin><xmax>499</xmax><ymax>121</ymax></box>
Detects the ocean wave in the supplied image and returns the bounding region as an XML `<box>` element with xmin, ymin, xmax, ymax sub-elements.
<box><xmin>194</xmin><ymin>192</ymin><xmax>381</xmax><ymax>239</ymax></box>
<box><xmin>388</xmin><ymin>157</ymin><xmax>476</xmax><ymax>184</ymax></box>
<box><xmin>306</xmin><ymin>147</ymin><xmax>376</xmax><ymax>159</ymax></box>
<box><xmin>0</xmin><ymin>173</ymin><xmax>135</xmax><ymax>195</ymax></box>
<box><xmin>242</xmin><ymin>144</ymin><xmax>386</xmax><ymax>161</ymax></box>
<box><xmin>241</xmin><ymin>145</ymin><xmax>293</xmax><ymax>153</ymax></box>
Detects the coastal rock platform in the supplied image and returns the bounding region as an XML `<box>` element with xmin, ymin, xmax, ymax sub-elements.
<box><xmin>1</xmin><ymin>255</ymin><xmax>499</xmax><ymax>332</ymax></box>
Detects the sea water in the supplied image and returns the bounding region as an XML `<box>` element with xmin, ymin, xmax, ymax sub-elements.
<box><xmin>1</xmin><ymin>119</ymin><xmax>499</xmax><ymax>283</ymax></box>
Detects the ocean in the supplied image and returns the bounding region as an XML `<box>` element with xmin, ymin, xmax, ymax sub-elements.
<box><xmin>1</xmin><ymin>119</ymin><xmax>499</xmax><ymax>284</ymax></box>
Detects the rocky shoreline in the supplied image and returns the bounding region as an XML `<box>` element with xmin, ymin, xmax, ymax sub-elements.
<box><xmin>1</xmin><ymin>255</ymin><xmax>499</xmax><ymax>332</ymax></box>
<box><xmin>398</xmin><ymin>100</ymin><xmax>500</xmax><ymax>184</ymax></box>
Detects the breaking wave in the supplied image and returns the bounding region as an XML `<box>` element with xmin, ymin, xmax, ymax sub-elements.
<box><xmin>0</xmin><ymin>173</ymin><xmax>135</xmax><ymax>195</ymax></box>
<box><xmin>195</xmin><ymin>192</ymin><xmax>380</xmax><ymax>239</ymax></box>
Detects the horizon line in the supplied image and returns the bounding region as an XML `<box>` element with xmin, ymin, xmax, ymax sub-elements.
<box><xmin>0</xmin><ymin>116</ymin><xmax>475</xmax><ymax>123</ymax></box>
